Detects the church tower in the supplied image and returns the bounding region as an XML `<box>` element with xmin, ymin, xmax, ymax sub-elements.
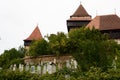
<box><xmin>23</xmin><ymin>25</ymin><xmax>43</xmax><ymax>50</ymax></box>
<box><xmin>67</xmin><ymin>4</ymin><xmax>92</xmax><ymax>32</ymax></box>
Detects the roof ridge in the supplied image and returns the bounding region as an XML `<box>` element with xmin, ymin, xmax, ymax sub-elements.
<box><xmin>96</xmin><ymin>14</ymin><xmax>117</xmax><ymax>17</ymax></box>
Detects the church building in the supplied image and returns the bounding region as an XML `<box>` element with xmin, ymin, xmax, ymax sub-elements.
<box><xmin>24</xmin><ymin>26</ymin><xmax>43</xmax><ymax>50</ymax></box>
<box><xmin>66</xmin><ymin>4</ymin><xmax>120</xmax><ymax>43</ymax></box>
<box><xmin>23</xmin><ymin>26</ymin><xmax>77</xmax><ymax>74</ymax></box>
<box><xmin>22</xmin><ymin>3</ymin><xmax>120</xmax><ymax>74</ymax></box>
<box><xmin>67</xmin><ymin>4</ymin><xmax>92</xmax><ymax>32</ymax></box>
<box><xmin>86</xmin><ymin>15</ymin><xmax>120</xmax><ymax>41</ymax></box>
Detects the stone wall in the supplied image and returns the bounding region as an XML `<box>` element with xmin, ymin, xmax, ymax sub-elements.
<box><xmin>10</xmin><ymin>55</ymin><xmax>77</xmax><ymax>75</ymax></box>
<box><xmin>24</xmin><ymin>55</ymin><xmax>73</xmax><ymax>65</ymax></box>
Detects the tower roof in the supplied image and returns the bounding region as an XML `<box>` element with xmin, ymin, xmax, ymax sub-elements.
<box><xmin>24</xmin><ymin>26</ymin><xmax>43</xmax><ymax>41</ymax></box>
<box><xmin>86</xmin><ymin>14</ymin><xmax>120</xmax><ymax>30</ymax></box>
<box><xmin>71</xmin><ymin>4</ymin><xmax>91</xmax><ymax>17</ymax></box>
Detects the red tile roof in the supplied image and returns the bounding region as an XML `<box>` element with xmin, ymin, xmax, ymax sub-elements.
<box><xmin>71</xmin><ymin>4</ymin><xmax>91</xmax><ymax>17</ymax></box>
<box><xmin>24</xmin><ymin>26</ymin><xmax>43</xmax><ymax>41</ymax></box>
<box><xmin>86</xmin><ymin>14</ymin><xmax>120</xmax><ymax>30</ymax></box>
<box><xmin>68</xmin><ymin>4</ymin><xmax>91</xmax><ymax>21</ymax></box>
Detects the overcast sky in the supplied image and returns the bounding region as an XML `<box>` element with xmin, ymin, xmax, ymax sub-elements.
<box><xmin>0</xmin><ymin>0</ymin><xmax>120</xmax><ymax>54</ymax></box>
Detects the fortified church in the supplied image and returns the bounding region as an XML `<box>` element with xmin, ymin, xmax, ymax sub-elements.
<box><xmin>23</xmin><ymin>3</ymin><xmax>120</xmax><ymax>74</ymax></box>
<box><xmin>67</xmin><ymin>4</ymin><xmax>120</xmax><ymax>42</ymax></box>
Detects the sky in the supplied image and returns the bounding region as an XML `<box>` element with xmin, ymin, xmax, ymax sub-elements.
<box><xmin>0</xmin><ymin>0</ymin><xmax>120</xmax><ymax>54</ymax></box>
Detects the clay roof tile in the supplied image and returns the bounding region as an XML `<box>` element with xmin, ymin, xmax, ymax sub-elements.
<box><xmin>24</xmin><ymin>26</ymin><xmax>43</xmax><ymax>41</ymax></box>
<box><xmin>71</xmin><ymin>4</ymin><xmax>91</xmax><ymax>17</ymax></box>
<box><xmin>86</xmin><ymin>14</ymin><xmax>120</xmax><ymax>30</ymax></box>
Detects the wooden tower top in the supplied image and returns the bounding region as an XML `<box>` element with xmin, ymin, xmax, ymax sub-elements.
<box><xmin>71</xmin><ymin>4</ymin><xmax>91</xmax><ymax>17</ymax></box>
<box><xmin>24</xmin><ymin>26</ymin><xmax>43</xmax><ymax>41</ymax></box>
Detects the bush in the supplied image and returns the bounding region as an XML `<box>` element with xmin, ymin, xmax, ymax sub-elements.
<box><xmin>1</xmin><ymin>67</ymin><xmax>120</xmax><ymax>80</ymax></box>
<box><xmin>0</xmin><ymin>70</ymin><xmax>40</xmax><ymax>80</ymax></box>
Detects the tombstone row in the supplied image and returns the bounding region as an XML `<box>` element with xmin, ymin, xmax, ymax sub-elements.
<box><xmin>10</xmin><ymin>59</ymin><xmax>77</xmax><ymax>75</ymax></box>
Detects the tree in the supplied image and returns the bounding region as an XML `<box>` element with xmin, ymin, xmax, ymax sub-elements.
<box><xmin>68</xmin><ymin>27</ymin><xmax>119</xmax><ymax>71</ymax></box>
<box><xmin>29</xmin><ymin>32</ymin><xmax>68</xmax><ymax>56</ymax></box>
<box><xmin>29</xmin><ymin>39</ymin><xmax>49</xmax><ymax>56</ymax></box>
<box><xmin>47</xmin><ymin>32</ymin><xmax>68</xmax><ymax>56</ymax></box>
<box><xmin>0</xmin><ymin>48</ymin><xmax>24</xmax><ymax>69</ymax></box>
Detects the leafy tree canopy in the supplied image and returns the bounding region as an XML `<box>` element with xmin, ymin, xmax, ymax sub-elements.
<box><xmin>47</xmin><ymin>32</ymin><xmax>68</xmax><ymax>55</ymax></box>
<box><xmin>0</xmin><ymin>47</ymin><xmax>25</xmax><ymax>69</ymax></box>
<box><xmin>29</xmin><ymin>39</ymin><xmax>49</xmax><ymax>56</ymax></box>
<box><xmin>68</xmin><ymin>27</ymin><xmax>120</xmax><ymax>71</ymax></box>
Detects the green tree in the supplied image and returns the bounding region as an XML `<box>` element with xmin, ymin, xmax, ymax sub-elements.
<box><xmin>29</xmin><ymin>39</ymin><xmax>49</xmax><ymax>56</ymax></box>
<box><xmin>0</xmin><ymin>48</ymin><xmax>24</xmax><ymax>69</ymax></box>
<box><xmin>68</xmin><ymin>27</ymin><xmax>119</xmax><ymax>71</ymax></box>
<box><xmin>28</xmin><ymin>32</ymin><xmax>68</xmax><ymax>56</ymax></box>
<box><xmin>47</xmin><ymin>32</ymin><xmax>68</xmax><ymax>56</ymax></box>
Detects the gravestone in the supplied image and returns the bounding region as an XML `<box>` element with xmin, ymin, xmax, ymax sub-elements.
<box><xmin>19</xmin><ymin>64</ymin><xmax>24</xmax><ymax>72</ymax></box>
<box><xmin>43</xmin><ymin>63</ymin><xmax>47</xmax><ymax>74</ymax></box>
<box><xmin>52</xmin><ymin>63</ymin><xmax>56</xmax><ymax>73</ymax></box>
<box><xmin>31</xmin><ymin>66</ymin><xmax>35</xmax><ymax>73</ymax></box>
<box><xmin>25</xmin><ymin>64</ymin><xmax>29</xmax><ymax>71</ymax></box>
<box><xmin>19</xmin><ymin>64</ymin><xmax>22</xmax><ymax>72</ymax></box>
<box><xmin>47</xmin><ymin>62</ymin><xmax>52</xmax><ymax>74</ymax></box>
<box><xmin>13</xmin><ymin>64</ymin><xmax>16</xmax><ymax>71</ymax></box>
<box><xmin>70</xmin><ymin>59</ymin><xmax>74</xmax><ymax>69</ymax></box>
<box><xmin>37</xmin><ymin>64</ymin><xmax>41</xmax><ymax>74</ymax></box>
<box><xmin>66</xmin><ymin>60</ymin><xmax>71</xmax><ymax>68</ymax></box>
<box><xmin>73</xmin><ymin>60</ymin><xmax>77</xmax><ymax>69</ymax></box>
